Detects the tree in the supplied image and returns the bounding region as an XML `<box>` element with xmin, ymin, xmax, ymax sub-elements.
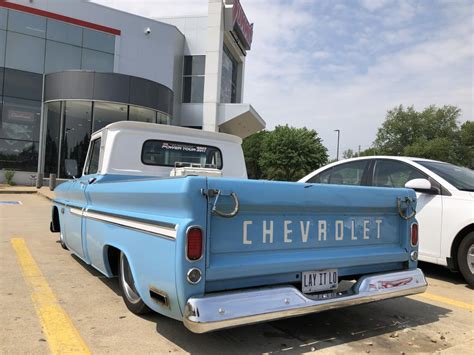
<box><xmin>373</xmin><ymin>105</ymin><xmax>471</xmax><ymax>166</ymax></box>
<box><xmin>242</xmin><ymin>130</ymin><xmax>268</xmax><ymax>179</ymax></box>
<box><xmin>258</xmin><ymin>125</ymin><xmax>328</xmax><ymax>181</ymax></box>
<box><xmin>458</xmin><ymin>121</ymin><xmax>474</xmax><ymax>168</ymax></box>
<box><xmin>342</xmin><ymin>148</ymin><xmax>355</xmax><ymax>159</ymax></box>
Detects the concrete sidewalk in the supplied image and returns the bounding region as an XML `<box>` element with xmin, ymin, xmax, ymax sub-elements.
<box><xmin>0</xmin><ymin>185</ymin><xmax>56</xmax><ymax>200</ymax></box>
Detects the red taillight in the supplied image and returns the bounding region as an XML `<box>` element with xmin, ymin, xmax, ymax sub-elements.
<box><xmin>187</xmin><ymin>227</ymin><xmax>203</xmax><ymax>261</ymax></box>
<box><xmin>411</xmin><ymin>223</ymin><xmax>418</xmax><ymax>247</ymax></box>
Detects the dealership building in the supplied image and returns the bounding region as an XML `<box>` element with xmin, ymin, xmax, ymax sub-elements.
<box><xmin>0</xmin><ymin>0</ymin><xmax>265</xmax><ymax>184</ymax></box>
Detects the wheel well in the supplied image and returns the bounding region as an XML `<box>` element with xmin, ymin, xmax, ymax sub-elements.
<box><xmin>106</xmin><ymin>246</ymin><xmax>121</xmax><ymax>277</ymax></box>
<box><xmin>450</xmin><ymin>224</ymin><xmax>474</xmax><ymax>270</ymax></box>
<box><xmin>50</xmin><ymin>206</ymin><xmax>60</xmax><ymax>233</ymax></box>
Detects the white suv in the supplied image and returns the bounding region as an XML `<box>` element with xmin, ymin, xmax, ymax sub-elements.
<box><xmin>300</xmin><ymin>156</ymin><xmax>474</xmax><ymax>286</ymax></box>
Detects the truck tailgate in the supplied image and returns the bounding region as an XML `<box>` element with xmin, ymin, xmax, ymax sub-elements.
<box><xmin>204</xmin><ymin>178</ymin><xmax>416</xmax><ymax>292</ymax></box>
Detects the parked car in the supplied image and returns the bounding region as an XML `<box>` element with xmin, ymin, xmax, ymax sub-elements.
<box><xmin>300</xmin><ymin>156</ymin><xmax>474</xmax><ymax>286</ymax></box>
<box><xmin>49</xmin><ymin>122</ymin><xmax>426</xmax><ymax>333</ymax></box>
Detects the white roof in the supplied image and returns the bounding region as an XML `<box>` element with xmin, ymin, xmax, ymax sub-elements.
<box><xmin>95</xmin><ymin>121</ymin><xmax>242</xmax><ymax>145</ymax></box>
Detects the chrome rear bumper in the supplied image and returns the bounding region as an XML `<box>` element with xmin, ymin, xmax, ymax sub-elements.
<box><xmin>183</xmin><ymin>268</ymin><xmax>427</xmax><ymax>333</ymax></box>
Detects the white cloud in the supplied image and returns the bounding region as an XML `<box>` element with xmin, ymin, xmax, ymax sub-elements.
<box><xmin>360</xmin><ymin>0</ymin><xmax>393</xmax><ymax>12</ymax></box>
<box><xmin>312</xmin><ymin>51</ymin><xmax>331</xmax><ymax>60</ymax></box>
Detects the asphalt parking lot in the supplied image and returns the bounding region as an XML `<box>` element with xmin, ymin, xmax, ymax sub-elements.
<box><xmin>1</xmin><ymin>193</ymin><xmax>473</xmax><ymax>354</ymax></box>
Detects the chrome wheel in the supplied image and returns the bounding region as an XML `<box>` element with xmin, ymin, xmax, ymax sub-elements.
<box><xmin>468</xmin><ymin>244</ymin><xmax>474</xmax><ymax>274</ymax></box>
<box><xmin>120</xmin><ymin>253</ymin><xmax>141</xmax><ymax>304</ymax></box>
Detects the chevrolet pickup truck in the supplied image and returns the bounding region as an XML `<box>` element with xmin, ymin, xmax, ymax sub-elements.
<box><xmin>50</xmin><ymin>121</ymin><xmax>427</xmax><ymax>333</ymax></box>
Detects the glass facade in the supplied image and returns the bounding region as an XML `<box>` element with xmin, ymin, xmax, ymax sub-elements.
<box><xmin>0</xmin><ymin>5</ymin><xmax>174</xmax><ymax>180</ymax></box>
<box><xmin>220</xmin><ymin>45</ymin><xmax>238</xmax><ymax>103</ymax></box>
<box><xmin>182</xmin><ymin>55</ymin><xmax>205</xmax><ymax>103</ymax></box>
<box><xmin>0</xmin><ymin>6</ymin><xmax>117</xmax><ymax>174</ymax></box>
<box><xmin>44</xmin><ymin>100</ymin><xmax>170</xmax><ymax>178</ymax></box>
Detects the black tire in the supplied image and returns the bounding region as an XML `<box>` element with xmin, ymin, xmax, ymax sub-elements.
<box><xmin>457</xmin><ymin>231</ymin><xmax>474</xmax><ymax>287</ymax></box>
<box><xmin>59</xmin><ymin>231</ymin><xmax>68</xmax><ymax>250</ymax></box>
<box><xmin>118</xmin><ymin>252</ymin><xmax>151</xmax><ymax>315</ymax></box>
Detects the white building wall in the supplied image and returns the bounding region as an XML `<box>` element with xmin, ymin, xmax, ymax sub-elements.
<box><xmin>9</xmin><ymin>0</ymin><xmax>184</xmax><ymax>98</ymax></box>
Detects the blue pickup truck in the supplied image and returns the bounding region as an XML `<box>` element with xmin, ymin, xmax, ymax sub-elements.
<box><xmin>50</xmin><ymin>121</ymin><xmax>427</xmax><ymax>333</ymax></box>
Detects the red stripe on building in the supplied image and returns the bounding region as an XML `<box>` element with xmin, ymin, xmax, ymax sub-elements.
<box><xmin>0</xmin><ymin>0</ymin><xmax>121</xmax><ymax>35</ymax></box>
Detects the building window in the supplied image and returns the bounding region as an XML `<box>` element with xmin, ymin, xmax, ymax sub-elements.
<box><xmin>129</xmin><ymin>105</ymin><xmax>156</xmax><ymax>123</ymax></box>
<box><xmin>45</xmin><ymin>40</ymin><xmax>82</xmax><ymax>73</ymax></box>
<box><xmin>92</xmin><ymin>102</ymin><xmax>127</xmax><ymax>132</ymax></box>
<box><xmin>182</xmin><ymin>55</ymin><xmax>205</xmax><ymax>103</ymax></box>
<box><xmin>3</xmin><ymin>68</ymin><xmax>43</xmax><ymax>101</ymax></box>
<box><xmin>220</xmin><ymin>45</ymin><xmax>238</xmax><ymax>103</ymax></box>
<box><xmin>5</xmin><ymin>31</ymin><xmax>46</xmax><ymax>73</ymax></box>
<box><xmin>44</xmin><ymin>101</ymin><xmax>61</xmax><ymax>176</ymax></box>
<box><xmin>0</xmin><ymin>96</ymin><xmax>41</xmax><ymax>142</ymax></box>
<box><xmin>0</xmin><ymin>139</ymin><xmax>38</xmax><ymax>171</ymax></box>
<box><xmin>60</xmin><ymin>101</ymin><xmax>92</xmax><ymax>178</ymax></box>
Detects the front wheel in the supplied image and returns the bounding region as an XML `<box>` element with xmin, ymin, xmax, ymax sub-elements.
<box><xmin>118</xmin><ymin>252</ymin><xmax>151</xmax><ymax>314</ymax></box>
<box><xmin>59</xmin><ymin>231</ymin><xmax>68</xmax><ymax>250</ymax></box>
<box><xmin>457</xmin><ymin>232</ymin><xmax>474</xmax><ymax>288</ymax></box>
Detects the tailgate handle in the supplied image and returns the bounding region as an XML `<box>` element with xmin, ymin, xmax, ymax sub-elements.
<box><xmin>202</xmin><ymin>189</ymin><xmax>240</xmax><ymax>218</ymax></box>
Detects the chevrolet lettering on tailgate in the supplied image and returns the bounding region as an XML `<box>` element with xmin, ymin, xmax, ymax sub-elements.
<box><xmin>242</xmin><ymin>218</ymin><xmax>383</xmax><ymax>245</ymax></box>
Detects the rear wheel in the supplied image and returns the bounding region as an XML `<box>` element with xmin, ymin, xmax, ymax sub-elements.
<box><xmin>118</xmin><ymin>252</ymin><xmax>151</xmax><ymax>314</ymax></box>
<box><xmin>457</xmin><ymin>232</ymin><xmax>474</xmax><ymax>287</ymax></box>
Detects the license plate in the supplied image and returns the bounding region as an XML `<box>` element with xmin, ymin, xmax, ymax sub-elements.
<box><xmin>302</xmin><ymin>269</ymin><xmax>338</xmax><ymax>293</ymax></box>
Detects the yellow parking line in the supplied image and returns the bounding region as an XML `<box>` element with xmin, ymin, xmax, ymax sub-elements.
<box><xmin>417</xmin><ymin>292</ymin><xmax>474</xmax><ymax>312</ymax></box>
<box><xmin>11</xmin><ymin>238</ymin><xmax>90</xmax><ymax>354</ymax></box>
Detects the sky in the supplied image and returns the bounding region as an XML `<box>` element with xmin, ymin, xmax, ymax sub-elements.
<box><xmin>93</xmin><ymin>0</ymin><xmax>473</xmax><ymax>158</ymax></box>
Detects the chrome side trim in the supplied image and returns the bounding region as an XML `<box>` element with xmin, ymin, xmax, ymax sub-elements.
<box><xmin>83</xmin><ymin>209</ymin><xmax>177</xmax><ymax>240</ymax></box>
<box><xmin>70</xmin><ymin>207</ymin><xmax>83</xmax><ymax>216</ymax></box>
<box><xmin>183</xmin><ymin>268</ymin><xmax>428</xmax><ymax>334</ymax></box>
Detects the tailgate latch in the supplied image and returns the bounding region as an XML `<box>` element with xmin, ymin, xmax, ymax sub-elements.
<box><xmin>201</xmin><ymin>189</ymin><xmax>240</xmax><ymax>218</ymax></box>
<box><xmin>397</xmin><ymin>197</ymin><xmax>416</xmax><ymax>220</ymax></box>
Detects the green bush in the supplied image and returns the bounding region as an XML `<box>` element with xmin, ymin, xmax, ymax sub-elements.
<box><xmin>4</xmin><ymin>170</ymin><xmax>15</xmax><ymax>186</ymax></box>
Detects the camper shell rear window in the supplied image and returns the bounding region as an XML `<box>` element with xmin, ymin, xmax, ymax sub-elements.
<box><xmin>141</xmin><ymin>140</ymin><xmax>223</xmax><ymax>169</ymax></box>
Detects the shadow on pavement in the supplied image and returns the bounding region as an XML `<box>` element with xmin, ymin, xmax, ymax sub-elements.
<box><xmin>418</xmin><ymin>261</ymin><xmax>467</xmax><ymax>286</ymax></box>
<box><xmin>70</xmin><ymin>253</ymin><xmax>122</xmax><ymax>297</ymax></box>
<box><xmin>145</xmin><ymin>296</ymin><xmax>451</xmax><ymax>354</ymax></box>
<box><xmin>69</xmin><ymin>249</ymin><xmax>455</xmax><ymax>353</ymax></box>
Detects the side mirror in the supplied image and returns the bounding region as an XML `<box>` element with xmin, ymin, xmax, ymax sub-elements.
<box><xmin>405</xmin><ymin>178</ymin><xmax>438</xmax><ymax>194</ymax></box>
<box><xmin>64</xmin><ymin>159</ymin><xmax>78</xmax><ymax>178</ymax></box>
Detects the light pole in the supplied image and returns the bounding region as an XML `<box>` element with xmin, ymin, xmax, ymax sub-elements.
<box><xmin>334</xmin><ymin>129</ymin><xmax>340</xmax><ymax>161</ymax></box>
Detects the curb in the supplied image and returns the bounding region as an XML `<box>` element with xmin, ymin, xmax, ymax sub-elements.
<box><xmin>0</xmin><ymin>190</ymin><xmax>37</xmax><ymax>194</ymax></box>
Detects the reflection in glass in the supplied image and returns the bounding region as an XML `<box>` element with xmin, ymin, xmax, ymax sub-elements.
<box><xmin>45</xmin><ymin>41</ymin><xmax>82</xmax><ymax>73</ymax></box>
<box><xmin>92</xmin><ymin>102</ymin><xmax>127</xmax><ymax>132</ymax></box>
<box><xmin>81</xmin><ymin>48</ymin><xmax>114</xmax><ymax>72</ymax></box>
<box><xmin>82</xmin><ymin>28</ymin><xmax>115</xmax><ymax>54</ymax></box>
<box><xmin>182</xmin><ymin>76</ymin><xmax>204</xmax><ymax>103</ymax></box>
<box><xmin>60</xmin><ymin>101</ymin><xmax>92</xmax><ymax>178</ymax></box>
<box><xmin>44</xmin><ymin>102</ymin><xmax>61</xmax><ymax>176</ymax></box>
<box><xmin>157</xmin><ymin>112</ymin><xmax>170</xmax><ymax>125</ymax></box>
<box><xmin>46</xmin><ymin>19</ymin><xmax>83</xmax><ymax>46</ymax></box>
<box><xmin>5</xmin><ymin>31</ymin><xmax>46</xmax><ymax>73</ymax></box>
<box><xmin>0</xmin><ymin>139</ymin><xmax>38</xmax><ymax>171</ymax></box>
<box><xmin>220</xmin><ymin>45</ymin><xmax>238</xmax><ymax>103</ymax></box>
<box><xmin>3</xmin><ymin>68</ymin><xmax>43</xmax><ymax>101</ymax></box>
<box><xmin>0</xmin><ymin>8</ymin><xmax>7</xmax><ymax>30</ymax></box>
<box><xmin>184</xmin><ymin>56</ymin><xmax>205</xmax><ymax>76</ymax></box>
<box><xmin>0</xmin><ymin>96</ymin><xmax>41</xmax><ymax>141</ymax></box>
<box><xmin>0</xmin><ymin>30</ymin><xmax>6</xmax><ymax>68</ymax></box>
<box><xmin>7</xmin><ymin>9</ymin><xmax>46</xmax><ymax>38</ymax></box>
<box><xmin>129</xmin><ymin>105</ymin><xmax>156</xmax><ymax>123</ymax></box>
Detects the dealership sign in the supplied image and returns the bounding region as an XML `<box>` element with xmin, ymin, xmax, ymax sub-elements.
<box><xmin>224</xmin><ymin>0</ymin><xmax>254</xmax><ymax>50</ymax></box>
